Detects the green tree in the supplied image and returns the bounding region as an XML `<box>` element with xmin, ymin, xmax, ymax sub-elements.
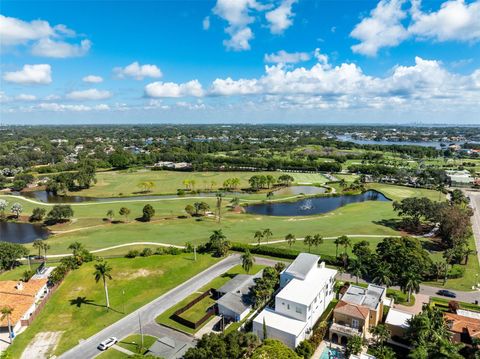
<box><xmin>295</xmin><ymin>340</ymin><xmax>313</xmax><ymax>359</ymax></box>
<box><xmin>345</xmin><ymin>335</ymin><xmax>364</xmax><ymax>357</ymax></box>
<box><xmin>106</xmin><ymin>209</ymin><xmax>114</xmax><ymax>221</ymax></box>
<box><xmin>33</xmin><ymin>239</ymin><xmax>44</xmax><ymax>258</ymax></box>
<box><xmin>93</xmin><ymin>260</ymin><xmax>113</xmax><ymax>309</ymax></box>
<box><xmin>254</xmin><ymin>230</ymin><xmax>264</xmax><ymax>245</ymax></box>
<box><xmin>285</xmin><ymin>233</ymin><xmax>296</xmax><ymax>247</ymax></box>
<box><xmin>348</xmin><ymin>260</ymin><xmax>364</xmax><ymax>284</ymax></box>
<box><xmin>241</xmin><ymin>249</ymin><xmax>255</xmax><ymax>274</ymax></box>
<box><xmin>142</xmin><ymin>204</ymin><xmax>155</xmax><ymax>222</ymax></box>
<box><xmin>11</xmin><ymin>202</ymin><xmax>23</xmax><ymax>218</ymax></box>
<box><xmin>208</xmin><ymin>229</ymin><xmax>230</xmax><ymax>257</ymax></box>
<box><xmin>30</xmin><ymin>207</ymin><xmax>46</xmax><ymax>222</ymax></box>
<box><xmin>401</xmin><ymin>272</ymin><xmax>421</xmax><ymax>303</ymax></box>
<box><xmin>263</xmin><ymin>228</ymin><xmax>273</xmax><ymax>244</ymax></box>
<box><xmin>184</xmin><ymin>204</ymin><xmax>195</xmax><ymax>216</ymax></box>
<box><xmin>252</xmin><ymin>339</ymin><xmax>301</xmax><ymax>359</ymax></box>
<box><xmin>0</xmin><ymin>242</ymin><xmax>29</xmax><ymax>270</ymax></box>
<box><xmin>119</xmin><ymin>207</ymin><xmax>131</xmax><ymax>222</ymax></box>
<box><xmin>0</xmin><ymin>306</ymin><xmax>14</xmax><ymax>344</ymax></box>
<box><xmin>46</xmin><ymin>205</ymin><xmax>74</xmax><ymax>224</ymax></box>
<box><xmin>216</xmin><ymin>192</ymin><xmax>224</xmax><ymax>223</ymax></box>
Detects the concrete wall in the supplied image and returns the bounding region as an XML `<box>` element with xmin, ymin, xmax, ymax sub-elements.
<box><xmin>252</xmin><ymin>320</ymin><xmax>306</xmax><ymax>349</ymax></box>
<box><xmin>275</xmin><ymin>298</ymin><xmax>307</xmax><ymax>321</ymax></box>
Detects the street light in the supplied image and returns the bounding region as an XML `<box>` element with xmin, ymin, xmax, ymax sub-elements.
<box><xmin>122</xmin><ymin>289</ymin><xmax>126</xmax><ymax>314</ymax></box>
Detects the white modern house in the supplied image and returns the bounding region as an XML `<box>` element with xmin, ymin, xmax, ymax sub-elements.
<box><xmin>252</xmin><ymin>253</ymin><xmax>337</xmax><ymax>348</ymax></box>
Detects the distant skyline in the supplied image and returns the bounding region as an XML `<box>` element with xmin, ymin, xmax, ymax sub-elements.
<box><xmin>1</xmin><ymin>0</ymin><xmax>480</xmax><ymax>125</ymax></box>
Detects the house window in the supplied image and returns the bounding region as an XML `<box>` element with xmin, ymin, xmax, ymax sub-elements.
<box><xmin>296</xmin><ymin>306</ymin><xmax>302</xmax><ymax>314</ymax></box>
<box><xmin>287</xmin><ymin>304</ymin><xmax>290</xmax><ymax>310</ymax></box>
<box><xmin>352</xmin><ymin>319</ymin><xmax>359</xmax><ymax>329</ymax></box>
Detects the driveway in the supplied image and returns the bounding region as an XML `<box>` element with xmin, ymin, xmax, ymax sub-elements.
<box><xmin>59</xmin><ymin>254</ymin><xmax>284</xmax><ymax>359</ymax></box>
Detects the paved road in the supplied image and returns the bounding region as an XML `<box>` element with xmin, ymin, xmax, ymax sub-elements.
<box><xmin>58</xmin><ymin>254</ymin><xmax>285</xmax><ymax>359</ymax></box>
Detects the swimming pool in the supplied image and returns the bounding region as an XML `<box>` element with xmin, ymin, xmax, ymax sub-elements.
<box><xmin>320</xmin><ymin>347</ymin><xmax>344</xmax><ymax>359</ymax></box>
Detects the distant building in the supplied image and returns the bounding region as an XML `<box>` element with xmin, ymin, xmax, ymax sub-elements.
<box><xmin>0</xmin><ymin>279</ymin><xmax>49</xmax><ymax>337</ymax></box>
<box><xmin>216</xmin><ymin>272</ymin><xmax>262</xmax><ymax>322</ymax></box>
<box><xmin>253</xmin><ymin>253</ymin><xmax>337</xmax><ymax>348</ymax></box>
<box><xmin>446</xmin><ymin>170</ymin><xmax>474</xmax><ymax>187</ymax></box>
<box><xmin>153</xmin><ymin>161</ymin><xmax>192</xmax><ymax>170</ymax></box>
<box><xmin>330</xmin><ymin>284</ymin><xmax>386</xmax><ymax>344</ymax></box>
<box><xmin>384</xmin><ymin>308</ymin><xmax>413</xmax><ymax>338</ymax></box>
<box><xmin>445</xmin><ymin>311</ymin><xmax>480</xmax><ymax>345</ymax></box>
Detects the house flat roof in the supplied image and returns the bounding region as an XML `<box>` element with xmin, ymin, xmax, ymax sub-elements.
<box><xmin>253</xmin><ymin>308</ymin><xmax>307</xmax><ymax>336</ymax></box>
<box><xmin>283</xmin><ymin>253</ymin><xmax>320</xmax><ymax>280</ymax></box>
<box><xmin>385</xmin><ymin>308</ymin><xmax>413</xmax><ymax>329</ymax></box>
<box><xmin>276</xmin><ymin>265</ymin><xmax>337</xmax><ymax>306</ymax></box>
<box><xmin>341</xmin><ymin>284</ymin><xmax>385</xmax><ymax>310</ymax></box>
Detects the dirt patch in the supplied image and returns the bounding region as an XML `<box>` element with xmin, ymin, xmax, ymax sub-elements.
<box><xmin>21</xmin><ymin>331</ymin><xmax>63</xmax><ymax>359</ymax></box>
<box><xmin>116</xmin><ymin>268</ymin><xmax>164</xmax><ymax>279</ymax></box>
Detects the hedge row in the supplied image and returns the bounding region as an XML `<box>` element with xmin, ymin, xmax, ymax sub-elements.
<box><xmin>230</xmin><ymin>242</ymin><xmax>338</xmax><ymax>265</ymax></box>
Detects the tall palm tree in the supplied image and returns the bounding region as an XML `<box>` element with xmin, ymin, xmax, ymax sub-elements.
<box><xmin>341</xmin><ymin>236</ymin><xmax>352</xmax><ymax>256</ymax></box>
<box><xmin>254</xmin><ymin>230</ymin><xmax>264</xmax><ymax>246</ymax></box>
<box><xmin>285</xmin><ymin>233</ymin><xmax>296</xmax><ymax>247</ymax></box>
<box><xmin>372</xmin><ymin>264</ymin><xmax>393</xmax><ymax>288</ymax></box>
<box><xmin>42</xmin><ymin>241</ymin><xmax>50</xmax><ymax>264</ymax></box>
<box><xmin>304</xmin><ymin>235</ymin><xmax>314</xmax><ymax>253</ymax></box>
<box><xmin>334</xmin><ymin>236</ymin><xmax>343</xmax><ymax>257</ymax></box>
<box><xmin>94</xmin><ymin>261</ymin><xmax>113</xmax><ymax>309</ymax></box>
<box><xmin>106</xmin><ymin>209</ymin><xmax>114</xmax><ymax>221</ymax></box>
<box><xmin>33</xmin><ymin>239</ymin><xmax>43</xmax><ymax>258</ymax></box>
<box><xmin>313</xmin><ymin>234</ymin><xmax>324</xmax><ymax>249</ymax></box>
<box><xmin>401</xmin><ymin>272</ymin><xmax>421</xmax><ymax>303</ymax></box>
<box><xmin>1</xmin><ymin>306</ymin><xmax>14</xmax><ymax>344</ymax></box>
<box><xmin>68</xmin><ymin>241</ymin><xmax>84</xmax><ymax>256</ymax></box>
<box><xmin>241</xmin><ymin>249</ymin><xmax>255</xmax><ymax>273</ymax></box>
<box><xmin>262</xmin><ymin>228</ymin><xmax>272</xmax><ymax>244</ymax></box>
<box><xmin>215</xmin><ymin>192</ymin><xmax>224</xmax><ymax>223</ymax></box>
<box><xmin>348</xmin><ymin>260</ymin><xmax>364</xmax><ymax>284</ymax></box>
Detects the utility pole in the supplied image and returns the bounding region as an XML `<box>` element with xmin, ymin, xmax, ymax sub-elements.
<box><xmin>194</xmin><ymin>245</ymin><xmax>197</xmax><ymax>261</ymax></box>
<box><xmin>122</xmin><ymin>289</ymin><xmax>126</xmax><ymax>314</ymax></box>
<box><xmin>138</xmin><ymin>313</ymin><xmax>144</xmax><ymax>349</ymax></box>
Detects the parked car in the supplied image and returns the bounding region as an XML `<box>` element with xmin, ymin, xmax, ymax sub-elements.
<box><xmin>98</xmin><ymin>337</ymin><xmax>118</xmax><ymax>351</ymax></box>
<box><xmin>436</xmin><ymin>289</ymin><xmax>456</xmax><ymax>298</ymax></box>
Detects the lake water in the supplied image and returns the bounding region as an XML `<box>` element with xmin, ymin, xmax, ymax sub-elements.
<box><xmin>12</xmin><ymin>185</ymin><xmax>323</xmax><ymax>203</ymax></box>
<box><xmin>336</xmin><ymin>135</ymin><xmax>463</xmax><ymax>149</ymax></box>
<box><xmin>0</xmin><ymin>222</ymin><xmax>49</xmax><ymax>243</ymax></box>
<box><xmin>245</xmin><ymin>190</ymin><xmax>390</xmax><ymax>216</ymax></box>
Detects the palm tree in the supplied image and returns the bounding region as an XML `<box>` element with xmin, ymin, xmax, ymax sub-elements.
<box><xmin>106</xmin><ymin>209</ymin><xmax>114</xmax><ymax>221</ymax></box>
<box><xmin>263</xmin><ymin>228</ymin><xmax>273</xmax><ymax>244</ymax></box>
<box><xmin>254</xmin><ymin>230</ymin><xmax>264</xmax><ymax>245</ymax></box>
<box><xmin>401</xmin><ymin>272</ymin><xmax>421</xmax><ymax>303</ymax></box>
<box><xmin>42</xmin><ymin>241</ymin><xmax>50</xmax><ymax>263</ymax></box>
<box><xmin>341</xmin><ymin>236</ymin><xmax>352</xmax><ymax>256</ymax></box>
<box><xmin>241</xmin><ymin>249</ymin><xmax>255</xmax><ymax>274</ymax></box>
<box><xmin>348</xmin><ymin>260</ymin><xmax>364</xmax><ymax>284</ymax></box>
<box><xmin>1</xmin><ymin>306</ymin><xmax>13</xmax><ymax>344</ymax></box>
<box><xmin>216</xmin><ymin>192</ymin><xmax>224</xmax><ymax>223</ymax></box>
<box><xmin>285</xmin><ymin>233</ymin><xmax>295</xmax><ymax>247</ymax></box>
<box><xmin>463</xmin><ymin>247</ymin><xmax>475</xmax><ymax>265</ymax></box>
<box><xmin>94</xmin><ymin>261</ymin><xmax>113</xmax><ymax>309</ymax></box>
<box><xmin>334</xmin><ymin>236</ymin><xmax>343</xmax><ymax>257</ymax></box>
<box><xmin>313</xmin><ymin>234</ymin><xmax>323</xmax><ymax>249</ymax></box>
<box><xmin>230</xmin><ymin>197</ymin><xmax>240</xmax><ymax>206</ymax></box>
<box><xmin>304</xmin><ymin>235</ymin><xmax>314</xmax><ymax>253</ymax></box>
<box><xmin>68</xmin><ymin>241</ymin><xmax>84</xmax><ymax>256</ymax></box>
<box><xmin>339</xmin><ymin>179</ymin><xmax>347</xmax><ymax>190</ymax></box>
<box><xmin>0</xmin><ymin>305</ymin><xmax>13</xmax><ymax>344</ymax></box>
<box><xmin>33</xmin><ymin>239</ymin><xmax>43</xmax><ymax>258</ymax></box>
<box><xmin>372</xmin><ymin>264</ymin><xmax>393</xmax><ymax>288</ymax></box>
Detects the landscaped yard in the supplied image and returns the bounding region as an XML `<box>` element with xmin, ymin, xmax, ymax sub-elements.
<box><xmin>156</xmin><ymin>264</ymin><xmax>266</xmax><ymax>334</ymax></box>
<box><xmin>117</xmin><ymin>334</ymin><xmax>157</xmax><ymax>354</ymax></box>
<box><xmin>8</xmin><ymin>253</ymin><xmax>220</xmax><ymax>358</ymax></box>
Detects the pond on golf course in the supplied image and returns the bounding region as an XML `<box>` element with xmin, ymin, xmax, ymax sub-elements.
<box><xmin>1</xmin><ymin>222</ymin><xmax>49</xmax><ymax>243</ymax></box>
<box><xmin>245</xmin><ymin>190</ymin><xmax>390</xmax><ymax>216</ymax></box>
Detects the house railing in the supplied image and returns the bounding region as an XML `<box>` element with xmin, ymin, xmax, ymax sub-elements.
<box><xmin>330</xmin><ymin>322</ymin><xmax>362</xmax><ymax>336</ymax></box>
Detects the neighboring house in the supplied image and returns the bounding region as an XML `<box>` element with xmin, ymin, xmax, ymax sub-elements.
<box><xmin>0</xmin><ymin>279</ymin><xmax>49</xmax><ymax>337</ymax></box>
<box><xmin>216</xmin><ymin>272</ymin><xmax>262</xmax><ymax>322</ymax></box>
<box><xmin>445</xmin><ymin>311</ymin><xmax>480</xmax><ymax>345</ymax></box>
<box><xmin>147</xmin><ymin>336</ymin><xmax>193</xmax><ymax>359</ymax></box>
<box><xmin>446</xmin><ymin>170</ymin><xmax>474</xmax><ymax>187</ymax></box>
<box><xmin>253</xmin><ymin>253</ymin><xmax>337</xmax><ymax>348</ymax></box>
<box><xmin>330</xmin><ymin>284</ymin><xmax>386</xmax><ymax>344</ymax></box>
<box><xmin>385</xmin><ymin>308</ymin><xmax>413</xmax><ymax>339</ymax></box>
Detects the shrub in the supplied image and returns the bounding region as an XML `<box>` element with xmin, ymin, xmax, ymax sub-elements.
<box><xmin>448</xmin><ymin>264</ymin><xmax>465</xmax><ymax>279</ymax></box>
<box><xmin>140</xmin><ymin>248</ymin><xmax>153</xmax><ymax>257</ymax></box>
<box><xmin>164</xmin><ymin>246</ymin><xmax>182</xmax><ymax>255</ymax></box>
<box><xmin>125</xmin><ymin>250</ymin><xmax>139</xmax><ymax>258</ymax></box>
<box><xmin>308</xmin><ymin>321</ymin><xmax>328</xmax><ymax>347</ymax></box>
<box><xmin>155</xmin><ymin>247</ymin><xmax>164</xmax><ymax>255</ymax></box>
<box><xmin>295</xmin><ymin>340</ymin><xmax>313</xmax><ymax>359</ymax></box>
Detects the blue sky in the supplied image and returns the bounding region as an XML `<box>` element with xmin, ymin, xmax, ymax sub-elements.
<box><xmin>1</xmin><ymin>0</ymin><xmax>479</xmax><ymax>124</ymax></box>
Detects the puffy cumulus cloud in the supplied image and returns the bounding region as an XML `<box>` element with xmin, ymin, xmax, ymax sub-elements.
<box><xmin>32</xmin><ymin>38</ymin><xmax>91</xmax><ymax>58</ymax></box>
<box><xmin>203</xmin><ymin>16</ymin><xmax>211</xmax><ymax>30</ymax></box>
<box><xmin>350</xmin><ymin>0</ymin><xmax>408</xmax><ymax>56</ymax></box>
<box><xmin>16</xmin><ymin>94</ymin><xmax>37</xmax><ymax>101</ymax></box>
<box><xmin>82</xmin><ymin>75</ymin><xmax>103</xmax><ymax>83</ymax></box>
<box><xmin>114</xmin><ymin>62</ymin><xmax>162</xmax><ymax>80</ymax></box>
<box><xmin>3</xmin><ymin>64</ymin><xmax>52</xmax><ymax>85</ymax></box>
<box><xmin>351</xmin><ymin>0</ymin><xmax>480</xmax><ymax>56</ymax></box>
<box><xmin>66</xmin><ymin>89</ymin><xmax>112</xmax><ymax>101</ymax></box>
<box><xmin>0</xmin><ymin>15</ymin><xmax>91</xmax><ymax>58</ymax></box>
<box><xmin>145</xmin><ymin>80</ymin><xmax>204</xmax><ymax>98</ymax></box>
<box><xmin>264</xmin><ymin>50</ymin><xmax>310</xmax><ymax>64</ymax></box>
<box><xmin>409</xmin><ymin>0</ymin><xmax>480</xmax><ymax>42</ymax></box>
<box><xmin>265</xmin><ymin>0</ymin><xmax>297</xmax><ymax>34</ymax></box>
<box><xmin>207</xmin><ymin>56</ymin><xmax>480</xmax><ymax>111</ymax></box>
<box><xmin>213</xmin><ymin>0</ymin><xmax>269</xmax><ymax>50</ymax></box>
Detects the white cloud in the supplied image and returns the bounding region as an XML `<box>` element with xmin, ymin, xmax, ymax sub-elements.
<box><xmin>213</xmin><ymin>0</ymin><xmax>267</xmax><ymax>51</ymax></box>
<box><xmin>350</xmin><ymin>0</ymin><xmax>480</xmax><ymax>56</ymax></box>
<box><xmin>114</xmin><ymin>62</ymin><xmax>162</xmax><ymax>80</ymax></box>
<box><xmin>409</xmin><ymin>0</ymin><xmax>480</xmax><ymax>42</ymax></box>
<box><xmin>66</xmin><ymin>89</ymin><xmax>112</xmax><ymax>100</ymax></box>
<box><xmin>145</xmin><ymin>80</ymin><xmax>204</xmax><ymax>97</ymax></box>
<box><xmin>265</xmin><ymin>0</ymin><xmax>297</xmax><ymax>34</ymax></box>
<box><xmin>36</xmin><ymin>103</ymin><xmax>110</xmax><ymax>112</ymax></box>
<box><xmin>16</xmin><ymin>94</ymin><xmax>37</xmax><ymax>101</ymax></box>
<box><xmin>31</xmin><ymin>38</ymin><xmax>91</xmax><ymax>58</ymax></box>
<box><xmin>350</xmin><ymin>0</ymin><xmax>408</xmax><ymax>56</ymax></box>
<box><xmin>3</xmin><ymin>64</ymin><xmax>52</xmax><ymax>84</ymax></box>
<box><xmin>264</xmin><ymin>50</ymin><xmax>310</xmax><ymax>64</ymax></box>
<box><xmin>82</xmin><ymin>75</ymin><xmax>103</xmax><ymax>83</ymax></box>
<box><xmin>211</xmin><ymin>77</ymin><xmax>261</xmax><ymax>95</ymax></box>
<box><xmin>203</xmin><ymin>16</ymin><xmax>211</xmax><ymax>30</ymax></box>
<box><xmin>0</xmin><ymin>15</ymin><xmax>91</xmax><ymax>58</ymax></box>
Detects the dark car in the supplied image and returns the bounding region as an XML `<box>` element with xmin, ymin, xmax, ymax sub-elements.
<box><xmin>437</xmin><ymin>289</ymin><xmax>456</xmax><ymax>298</ymax></box>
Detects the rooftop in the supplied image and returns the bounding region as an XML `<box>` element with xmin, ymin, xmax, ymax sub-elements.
<box><xmin>253</xmin><ymin>308</ymin><xmax>307</xmax><ymax>336</ymax></box>
<box><xmin>445</xmin><ymin>312</ymin><xmax>480</xmax><ymax>339</ymax></box>
<box><xmin>385</xmin><ymin>308</ymin><xmax>413</xmax><ymax>329</ymax></box>
<box><xmin>217</xmin><ymin>273</ymin><xmax>260</xmax><ymax>295</ymax></box>
<box><xmin>341</xmin><ymin>284</ymin><xmax>386</xmax><ymax>310</ymax></box>
<box><xmin>276</xmin><ymin>264</ymin><xmax>337</xmax><ymax>306</ymax></box>
<box><xmin>283</xmin><ymin>253</ymin><xmax>320</xmax><ymax>280</ymax></box>
<box><xmin>0</xmin><ymin>279</ymin><xmax>48</xmax><ymax>327</ymax></box>
<box><xmin>334</xmin><ymin>300</ymin><xmax>370</xmax><ymax>319</ymax></box>
<box><xmin>216</xmin><ymin>271</ymin><xmax>262</xmax><ymax>314</ymax></box>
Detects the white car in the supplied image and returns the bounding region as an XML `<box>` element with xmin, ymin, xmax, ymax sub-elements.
<box><xmin>97</xmin><ymin>337</ymin><xmax>118</xmax><ymax>351</ymax></box>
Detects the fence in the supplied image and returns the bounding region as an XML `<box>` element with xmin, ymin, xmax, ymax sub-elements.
<box><xmin>20</xmin><ymin>283</ymin><xmax>60</xmax><ymax>326</ymax></box>
<box><xmin>170</xmin><ymin>289</ymin><xmax>217</xmax><ymax>329</ymax></box>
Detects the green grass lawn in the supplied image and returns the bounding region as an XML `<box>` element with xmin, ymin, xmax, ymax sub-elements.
<box><xmin>0</xmin><ymin>262</ymin><xmax>40</xmax><ymax>281</ymax></box>
<box><xmin>96</xmin><ymin>348</ymin><xmax>129</xmax><ymax>359</ymax></box>
<box><xmin>179</xmin><ymin>295</ymin><xmax>216</xmax><ymax>323</ymax></box>
<box><xmin>367</xmin><ymin>183</ymin><xmax>443</xmax><ymax>202</ymax></box>
<box><xmin>117</xmin><ymin>334</ymin><xmax>157</xmax><ymax>354</ymax></box>
<box><xmin>156</xmin><ymin>264</ymin><xmax>266</xmax><ymax>334</ymax></box>
<box><xmin>8</xmin><ymin>253</ymin><xmax>220</xmax><ymax>358</ymax></box>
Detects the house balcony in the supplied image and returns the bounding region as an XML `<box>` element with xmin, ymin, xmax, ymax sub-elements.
<box><xmin>330</xmin><ymin>322</ymin><xmax>362</xmax><ymax>337</ymax></box>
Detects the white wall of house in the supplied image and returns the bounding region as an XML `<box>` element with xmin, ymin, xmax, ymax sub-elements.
<box><xmin>252</xmin><ymin>321</ymin><xmax>306</xmax><ymax>348</ymax></box>
<box><xmin>217</xmin><ymin>304</ymin><xmax>249</xmax><ymax>322</ymax></box>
